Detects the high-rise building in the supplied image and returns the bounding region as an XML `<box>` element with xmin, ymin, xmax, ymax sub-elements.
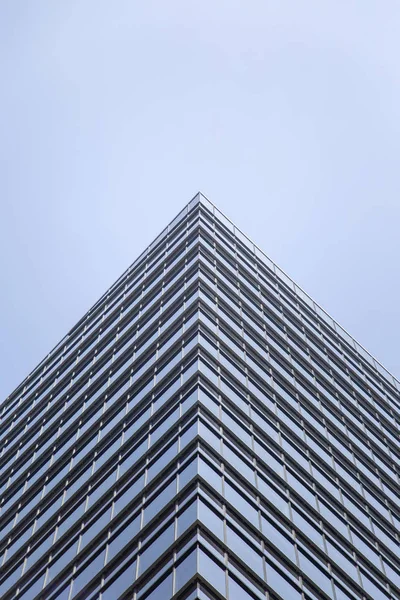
<box><xmin>0</xmin><ymin>193</ymin><xmax>399</xmax><ymax>600</ymax></box>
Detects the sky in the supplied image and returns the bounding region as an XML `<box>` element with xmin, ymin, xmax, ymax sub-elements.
<box><xmin>1</xmin><ymin>1</ymin><xmax>400</xmax><ymax>400</ymax></box>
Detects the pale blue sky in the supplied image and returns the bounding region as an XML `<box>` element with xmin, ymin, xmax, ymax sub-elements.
<box><xmin>1</xmin><ymin>1</ymin><xmax>400</xmax><ymax>400</ymax></box>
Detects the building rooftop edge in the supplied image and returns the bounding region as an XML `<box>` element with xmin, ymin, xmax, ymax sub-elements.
<box><xmin>198</xmin><ymin>193</ymin><xmax>399</xmax><ymax>390</ymax></box>
<box><xmin>8</xmin><ymin>191</ymin><xmax>398</xmax><ymax>402</ymax></box>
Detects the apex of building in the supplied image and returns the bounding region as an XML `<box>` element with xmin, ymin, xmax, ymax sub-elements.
<box><xmin>0</xmin><ymin>192</ymin><xmax>398</xmax><ymax>600</ymax></box>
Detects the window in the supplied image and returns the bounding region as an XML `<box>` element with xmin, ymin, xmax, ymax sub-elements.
<box><xmin>226</xmin><ymin>525</ymin><xmax>263</xmax><ymax>578</ymax></box>
<box><xmin>175</xmin><ymin>549</ymin><xmax>197</xmax><ymax>593</ymax></box>
<box><xmin>139</xmin><ymin>524</ymin><xmax>174</xmax><ymax>575</ymax></box>
<box><xmin>198</xmin><ymin>549</ymin><xmax>225</xmax><ymax>596</ymax></box>
<box><xmin>266</xmin><ymin>560</ymin><xmax>301</xmax><ymax>599</ymax></box>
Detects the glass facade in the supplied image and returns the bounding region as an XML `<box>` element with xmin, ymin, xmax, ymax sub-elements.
<box><xmin>0</xmin><ymin>192</ymin><xmax>399</xmax><ymax>600</ymax></box>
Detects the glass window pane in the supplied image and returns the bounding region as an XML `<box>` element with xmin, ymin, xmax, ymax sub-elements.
<box><xmin>139</xmin><ymin>524</ymin><xmax>174</xmax><ymax>575</ymax></box>
<box><xmin>144</xmin><ymin>479</ymin><xmax>176</xmax><ymax>524</ymax></box>
<box><xmin>198</xmin><ymin>549</ymin><xmax>225</xmax><ymax>596</ymax></box>
<box><xmin>198</xmin><ymin>458</ymin><xmax>222</xmax><ymax>494</ymax></box>
<box><xmin>226</xmin><ymin>526</ymin><xmax>263</xmax><ymax>578</ymax></box>
<box><xmin>102</xmin><ymin>560</ymin><xmax>136</xmax><ymax>600</ymax></box>
<box><xmin>266</xmin><ymin>561</ymin><xmax>301</xmax><ymax>599</ymax></box>
<box><xmin>261</xmin><ymin>516</ymin><xmax>296</xmax><ymax>563</ymax></box>
<box><xmin>179</xmin><ymin>456</ymin><xmax>198</xmax><ymax>490</ymax></box>
<box><xmin>298</xmin><ymin>550</ymin><xmax>332</xmax><ymax>597</ymax></box>
<box><xmin>71</xmin><ymin>549</ymin><xmax>105</xmax><ymax>597</ymax></box>
<box><xmin>177</xmin><ymin>500</ymin><xmax>198</xmax><ymax>536</ymax></box>
<box><xmin>199</xmin><ymin>500</ymin><xmax>224</xmax><ymax>540</ymax></box>
<box><xmin>108</xmin><ymin>516</ymin><xmax>140</xmax><ymax>562</ymax></box>
<box><xmin>143</xmin><ymin>573</ymin><xmax>173</xmax><ymax>600</ymax></box>
<box><xmin>175</xmin><ymin>549</ymin><xmax>197</xmax><ymax>592</ymax></box>
<box><xmin>225</xmin><ymin>482</ymin><xmax>258</xmax><ymax>527</ymax></box>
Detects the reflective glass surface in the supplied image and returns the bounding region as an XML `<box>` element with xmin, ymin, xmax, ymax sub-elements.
<box><xmin>0</xmin><ymin>197</ymin><xmax>399</xmax><ymax>600</ymax></box>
